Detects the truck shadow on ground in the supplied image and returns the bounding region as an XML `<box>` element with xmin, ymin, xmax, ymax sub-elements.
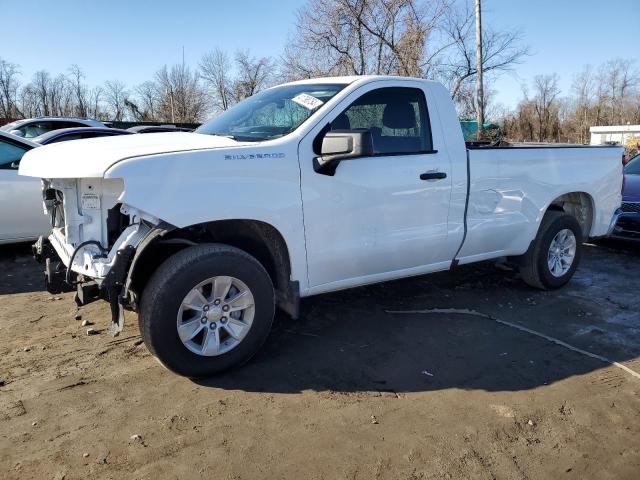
<box><xmin>200</xmin><ymin>241</ymin><xmax>640</xmax><ymax>394</ymax></box>
<box><xmin>2</xmin><ymin>240</ymin><xmax>638</xmax><ymax>394</ymax></box>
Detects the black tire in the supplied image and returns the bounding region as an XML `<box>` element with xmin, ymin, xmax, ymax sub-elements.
<box><xmin>516</xmin><ymin>211</ymin><xmax>583</xmax><ymax>290</ymax></box>
<box><xmin>138</xmin><ymin>244</ymin><xmax>275</xmax><ymax>378</ymax></box>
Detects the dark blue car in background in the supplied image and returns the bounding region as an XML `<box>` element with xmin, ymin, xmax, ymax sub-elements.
<box><xmin>32</xmin><ymin>126</ymin><xmax>131</xmax><ymax>145</ymax></box>
<box><xmin>612</xmin><ymin>154</ymin><xmax>640</xmax><ymax>241</ymax></box>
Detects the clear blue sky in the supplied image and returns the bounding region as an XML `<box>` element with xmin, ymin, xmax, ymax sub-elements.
<box><xmin>2</xmin><ymin>0</ymin><xmax>639</xmax><ymax>110</ymax></box>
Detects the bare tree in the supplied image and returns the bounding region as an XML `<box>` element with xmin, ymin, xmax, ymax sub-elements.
<box><xmin>52</xmin><ymin>73</ymin><xmax>73</xmax><ymax>116</ymax></box>
<box><xmin>455</xmin><ymin>81</ymin><xmax>494</xmax><ymax>120</ymax></box>
<box><xmin>231</xmin><ymin>51</ymin><xmax>273</xmax><ymax>102</ymax></box>
<box><xmin>200</xmin><ymin>48</ymin><xmax>233</xmax><ymax>111</ymax></box>
<box><xmin>283</xmin><ymin>0</ymin><xmax>527</xmax><ymax>120</ymax></box>
<box><xmin>432</xmin><ymin>0</ymin><xmax>529</xmax><ymax>106</ymax></box>
<box><xmin>500</xmin><ymin>74</ymin><xmax>561</xmax><ymax>143</ymax></box>
<box><xmin>155</xmin><ymin>64</ymin><xmax>208</xmax><ymax>123</ymax></box>
<box><xmin>68</xmin><ymin>64</ymin><xmax>89</xmax><ymax>117</ymax></box>
<box><xmin>104</xmin><ymin>79</ymin><xmax>129</xmax><ymax>121</ymax></box>
<box><xmin>126</xmin><ymin>81</ymin><xmax>159</xmax><ymax>121</ymax></box>
<box><xmin>88</xmin><ymin>86</ymin><xmax>104</xmax><ymax>119</ymax></box>
<box><xmin>598</xmin><ymin>59</ymin><xmax>640</xmax><ymax>125</ymax></box>
<box><xmin>18</xmin><ymin>84</ymin><xmax>38</xmax><ymax>118</ymax></box>
<box><xmin>32</xmin><ymin>70</ymin><xmax>52</xmax><ymax>116</ymax></box>
<box><xmin>0</xmin><ymin>58</ymin><xmax>22</xmax><ymax>119</ymax></box>
<box><xmin>541</xmin><ymin>60</ymin><xmax>640</xmax><ymax>144</ymax></box>
<box><xmin>568</xmin><ymin>65</ymin><xmax>596</xmax><ymax>143</ymax></box>
<box><xmin>284</xmin><ymin>0</ymin><xmax>445</xmax><ymax>78</ymax></box>
<box><xmin>3</xmin><ymin>63</ymin><xmax>106</xmax><ymax>120</ymax></box>
<box><xmin>21</xmin><ymin>71</ymin><xmax>70</xmax><ymax>117</ymax></box>
<box><xmin>532</xmin><ymin>74</ymin><xmax>560</xmax><ymax>141</ymax></box>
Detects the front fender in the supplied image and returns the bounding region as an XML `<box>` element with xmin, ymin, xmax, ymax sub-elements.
<box><xmin>105</xmin><ymin>147</ymin><xmax>308</xmax><ymax>287</ymax></box>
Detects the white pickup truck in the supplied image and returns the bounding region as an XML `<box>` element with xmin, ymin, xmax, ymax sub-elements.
<box><xmin>20</xmin><ymin>76</ymin><xmax>623</xmax><ymax>377</ymax></box>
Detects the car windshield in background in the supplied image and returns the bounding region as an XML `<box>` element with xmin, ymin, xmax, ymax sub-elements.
<box><xmin>196</xmin><ymin>83</ymin><xmax>346</xmax><ymax>141</ymax></box>
<box><xmin>625</xmin><ymin>155</ymin><xmax>640</xmax><ymax>175</ymax></box>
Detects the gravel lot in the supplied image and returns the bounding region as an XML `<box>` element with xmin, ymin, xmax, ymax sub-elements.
<box><xmin>1</xmin><ymin>240</ymin><xmax>639</xmax><ymax>479</ymax></box>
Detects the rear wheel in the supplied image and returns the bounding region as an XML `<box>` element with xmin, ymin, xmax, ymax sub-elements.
<box><xmin>516</xmin><ymin>211</ymin><xmax>583</xmax><ymax>290</ymax></box>
<box><xmin>139</xmin><ymin>244</ymin><xmax>275</xmax><ymax>378</ymax></box>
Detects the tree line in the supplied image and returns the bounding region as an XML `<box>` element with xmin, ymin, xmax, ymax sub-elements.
<box><xmin>500</xmin><ymin>60</ymin><xmax>640</xmax><ymax>144</ymax></box>
<box><xmin>0</xmin><ymin>0</ymin><xmax>638</xmax><ymax>144</ymax></box>
<box><xmin>0</xmin><ymin>50</ymin><xmax>275</xmax><ymax>125</ymax></box>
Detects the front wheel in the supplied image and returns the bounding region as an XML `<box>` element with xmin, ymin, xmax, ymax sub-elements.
<box><xmin>139</xmin><ymin>244</ymin><xmax>275</xmax><ymax>378</ymax></box>
<box><xmin>516</xmin><ymin>211</ymin><xmax>583</xmax><ymax>290</ymax></box>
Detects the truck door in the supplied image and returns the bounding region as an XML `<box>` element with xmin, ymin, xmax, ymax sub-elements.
<box><xmin>299</xmin><ymin>84</ymin><xmax>453</xmax><ymax>292</ymax></box>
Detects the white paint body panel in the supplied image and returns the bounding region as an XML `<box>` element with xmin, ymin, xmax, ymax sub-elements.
<box><xmin>19</xmin><ymin>132</ymin><xmax>245</xmax><ymax>178</ymax></box>
<box><xmin>18</xmin><ymin>76</ymin><xmax>623</xmax><ymax>297</ymax></box>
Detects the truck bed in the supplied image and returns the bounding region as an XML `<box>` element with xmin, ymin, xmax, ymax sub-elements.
<box><xmin>456</xmin><ymin>145</ymin><xmax>622</xmax><ymax>264</ymax></box>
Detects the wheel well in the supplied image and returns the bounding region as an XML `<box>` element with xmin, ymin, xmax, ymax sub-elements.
<box><xmin>547</xmin><ymin>192</ymin><xmax>594</xmax><ymax>238</ymax></box>
<box><xmin>128</xmin><ymin>220</ymin><xmax>298</xmax><ymax>318</ymax></box>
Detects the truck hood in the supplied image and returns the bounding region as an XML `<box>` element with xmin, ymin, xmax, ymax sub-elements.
<box><xmin>19</xmin><ymin>132</ymin><xmax>245</xmax><ymax>178</ymax></box>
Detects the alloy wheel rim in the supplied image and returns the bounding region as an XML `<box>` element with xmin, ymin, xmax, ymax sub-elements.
<box><xmin>547</xmin><ymin>229</ymin><xmax>576</xmax><ymax>278</ymax></box>
<box><xmin>176</xmin><ymin>276</ymin><xmax>255</xmax><ymax>356</ymax></box>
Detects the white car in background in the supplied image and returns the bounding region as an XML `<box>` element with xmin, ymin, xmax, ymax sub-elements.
<box><xmin>0</xmin><ymin>131</ymin><xmax>49</xmax><ymax>244</ymax></box>
<box><xmin>1</xmin><ymin>117</ymin><xmax>106</xmax><ymax>139</ymax></box>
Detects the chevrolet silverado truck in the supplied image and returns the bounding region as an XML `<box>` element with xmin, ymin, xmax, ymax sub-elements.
<box><xmin>19</xmin><ymin>76</ymin><xmax>623</xmax><ymax>378</ymax></box>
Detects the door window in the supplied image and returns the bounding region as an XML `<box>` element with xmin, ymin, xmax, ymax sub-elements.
<box><xmin>0</xmin><ymin>140</ymin><xmax>29</xmax><ymax>169</ymax></box>
<box><xmin>333</xmin><ymin>87</ymin><xmax>432</xmax><ymax>155</ymax></box>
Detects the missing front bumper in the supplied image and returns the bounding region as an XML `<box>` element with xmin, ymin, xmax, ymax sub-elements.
<box><xmin>32</xmin><ymin>235</ymin><xmax>136</xmax><ymax>336</ymax></box>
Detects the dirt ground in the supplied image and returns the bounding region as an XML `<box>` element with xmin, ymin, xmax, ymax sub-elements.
<box><xmin>0</xmin><ymin>240</ymin><xmax>639</xmax><ymax>480</ymax></box>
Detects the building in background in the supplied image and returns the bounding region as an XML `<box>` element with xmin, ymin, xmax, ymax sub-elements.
<box><xmin>590</xmin><ymin>125</ymin><xmax>640</xmax><ymax>146</ymax></box>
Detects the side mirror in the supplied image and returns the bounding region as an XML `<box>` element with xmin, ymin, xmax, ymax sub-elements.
<box><xmin>9</xmin><ymin>129</ymin><xmax>24</xmax><ymax>137</ymax></box>
<box><xmin>313</xmin><ymin>130</ymin><xmax>374</xmax><ymax>175</ymax></box>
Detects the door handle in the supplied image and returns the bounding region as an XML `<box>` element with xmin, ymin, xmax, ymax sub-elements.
<box><xmin>420</xmin><ymin>171</ymin><xmax>447</xmax><ymax>181</ymax></box>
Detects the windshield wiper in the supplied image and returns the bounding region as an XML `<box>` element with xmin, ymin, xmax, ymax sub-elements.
<box><xmin>208</xmin><ymin>131</ymin><xmax>272</xmax><ymax>142</ymax></box>
<box><xmin>210</xmin><ymin>132</ymin><xmax>238</xmax><ymax>140</ymax></box>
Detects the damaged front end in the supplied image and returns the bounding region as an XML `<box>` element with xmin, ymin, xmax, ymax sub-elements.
<box><xmin>33</xmin><ymin>178</ymin><xmax>173</xmax><ymax>336</ymax></box>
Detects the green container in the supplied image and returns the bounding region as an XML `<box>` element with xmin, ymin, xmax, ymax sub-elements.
<box><xmin>460</xmin><ymin>120</ymin><xmax>499</xmax><ymax>142</ymax></box>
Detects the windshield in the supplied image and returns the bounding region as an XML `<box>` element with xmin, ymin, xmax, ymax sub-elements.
<box><xmin>625</xmin><ymin>155</ymin><xmax>640</xmax><ymax>175</ymax></box>
<box><xmin>196</xmin><ymin>83</ymin><xmax>346</xmax><ymax>141</ymax></box>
